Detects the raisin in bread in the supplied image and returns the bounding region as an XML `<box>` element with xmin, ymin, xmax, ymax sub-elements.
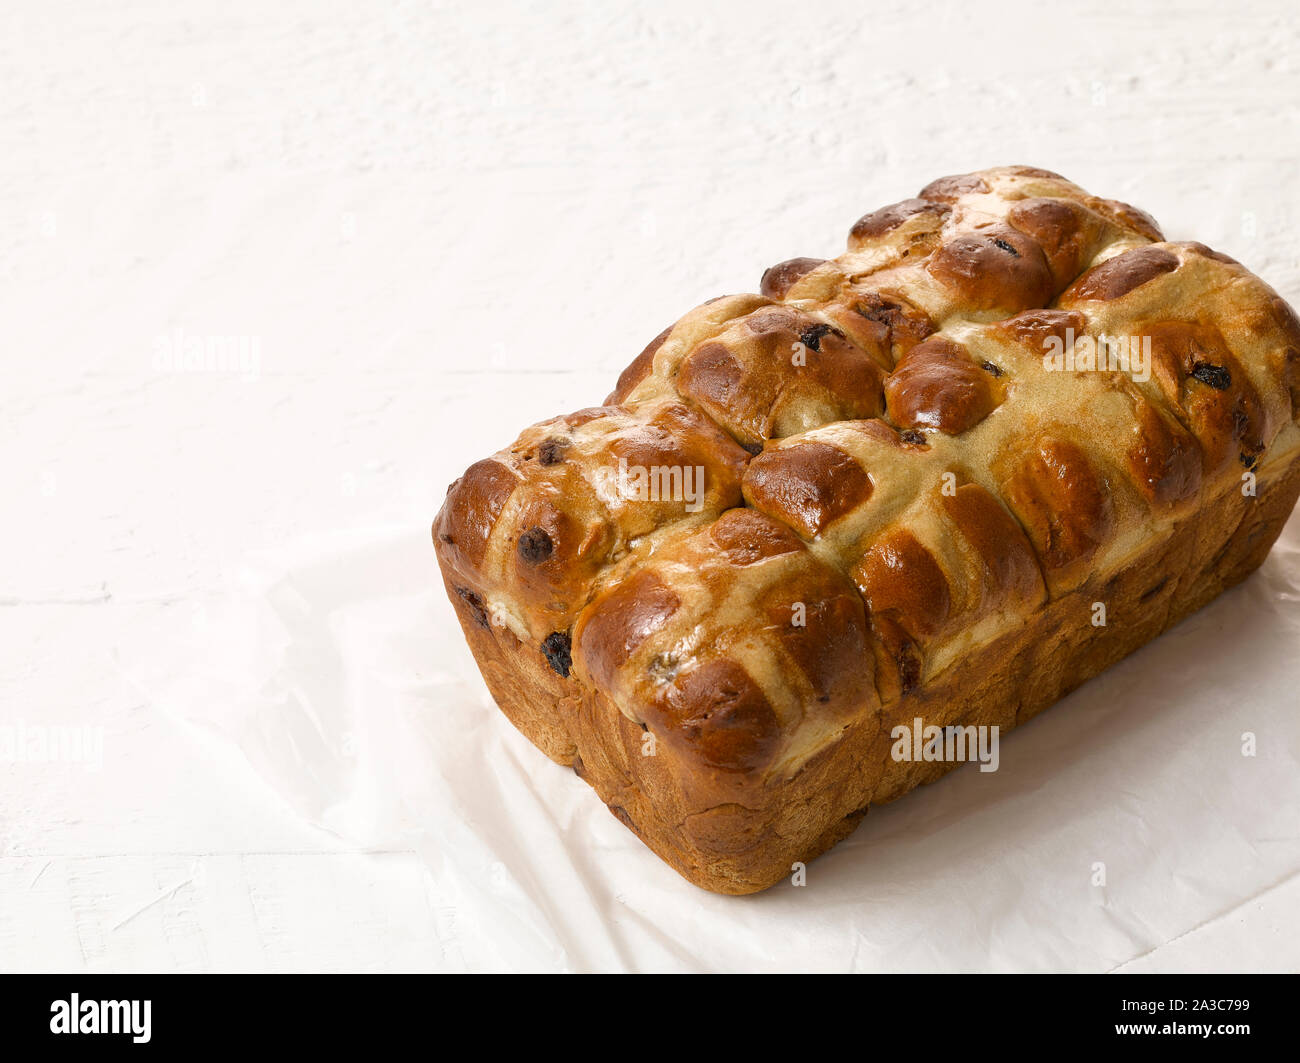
<box><xmin>434</xmin><ymin>166</ymin><xmax>1300</xmax><ymax>894</ymax></box>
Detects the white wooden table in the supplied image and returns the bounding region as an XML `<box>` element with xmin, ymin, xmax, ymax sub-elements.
<box><xmin>3</xmin><ymin>0</ymin><xmax>1299</xmax><ymax>972</ymax></box>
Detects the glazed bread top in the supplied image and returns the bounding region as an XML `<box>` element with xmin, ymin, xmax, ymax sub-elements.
<box><xmin>435</xmin><ymin>166</ymin><xmax>1300</xmax><ymax>798</ymax></box>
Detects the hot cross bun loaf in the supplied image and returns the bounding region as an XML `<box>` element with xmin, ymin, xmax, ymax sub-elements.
<box><xmin>434</xmin><ymin>166</ymin><xmax>1300</xmax><ymax>894</ymax></box>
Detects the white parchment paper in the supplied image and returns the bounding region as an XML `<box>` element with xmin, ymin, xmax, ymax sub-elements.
<box><xmin>117</xmin><ymin>514</ymin><xmax>1300</xmax><ymax>972</ymax></box>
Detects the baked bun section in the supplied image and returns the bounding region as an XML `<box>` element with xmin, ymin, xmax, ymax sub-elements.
<box><xmin>1005</xmin><ymin>197</ymin><xmax>1108</xmax><ymax>288</ymax></box>
<box><xmin>435</xmin><ymin>166</ymin><xmax>1300</xmax><ymax>893</ymax></box>
<box><xmin>996</xmin><ymin>434</ymin><xmax>1117</xmax><ymax>590</ymax></box>
<box><xmin>676</xmin><ymin>304</ymin><xmax>888</xmax><ymax>447</ymax></box>
<box><xmin>926</xmin><ymin>224</ymin><xmax>1056</xmax><ymax>314</ymax></box>
<box><xmin>742</xmin><ymin>439</ymin><xmax>873</xmax><ymax>539</ymax></box>
<box><xmin>572</xmin><ymin>510</ymin><xmax>874</xmax><ymax>791</ymax></box>
<box><xmin>847</xmin><ymin>197</ymin><xmax>951</xmax><ymax>258</ymax></box>
<box><xmin>882</xmin><ymin>336</ymin><xmax>1005</xmax><ymax>434</ymax></box>
<box><xmin>435</xmin><ymin>396</ymin><xmax>752</xmax><ymax>641</ymax></box>
<box><xmin>824</xmin><ymin>289</ymin><xmax>935</xmax><ymax>363</ymax></box>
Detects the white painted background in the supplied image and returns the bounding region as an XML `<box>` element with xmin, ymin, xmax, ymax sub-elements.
<box><xmin>3</xmin><ymin>0</ymin><xmax>1299</xmax><ymax>972</ymax></box>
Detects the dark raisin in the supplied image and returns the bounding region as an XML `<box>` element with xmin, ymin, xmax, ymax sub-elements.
<box><xmin>992</xmin><ymin>237</ymin><xmax>1020</xmax><ymax>257</ymax></box>
<box><xmin>537</xmin><ymin>438</ymin><xmax>570</xmax><ymax>465</ymax></box>
<box><xmin>453</xmin><ymin>586</ymin><xmax>490</xmax><ymax>630</ymax></box>
<box><xmin>541</xmin><ymin>631</ymin><xmax>572</xmax><ymax>677</ymax></box>
<box><xmin>1240</xmin><ymin>451</ymin><xmax>1259</xmax><ymax>470</ymax></box>
<box><xmin>740</xmin><ymin>440</ymin><xmax>764</xmax><ymax>456</ymax></box>
<box><xmin>517</xmin><ymin>526</ymin><xmax>554</xmax><ymax>563</ymax></box>
<box><xmin>980</xmin><ymin>360</ymin><xmax>1003</xmax><ymax>377</ymax></box>
<box><xmin>1191</xmin><ymin>362</ymin><xmax>1231</xmax><ymax>390</ymax></box>
<box><xmin>798</xmin><ymin>323</ymin><xmax>833</xmax><ymax>352</ymax></box>
<box><xmin>899</xmin><ymin>429</ymin><xmax>926</xmax><ymax>445</ymax></box>
<box><xmin>438</xmin><ymin>532</ymin><xmax>454</xmax><ymax>544</ymax></box>
<box><xmin>898</xmin><ymin>641</ymin><xmax>922</xmax><ymax>694</ymax></box>
<box><xmin>855</xmin><ymin>298</ymin><xmax>902</xmax><ymax>323</ymax></box>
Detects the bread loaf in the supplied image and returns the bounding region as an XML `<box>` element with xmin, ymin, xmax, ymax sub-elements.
<box><xmin>434</xmin><ymin>166</ymin><xmax>1300</xmax><ymax>894</ymax></box>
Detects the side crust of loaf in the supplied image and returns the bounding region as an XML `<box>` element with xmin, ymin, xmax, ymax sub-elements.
<box><xmin>444</xmin><ymin>461</ymin><xmax>1300</xmax><ymax>894</ymax></box>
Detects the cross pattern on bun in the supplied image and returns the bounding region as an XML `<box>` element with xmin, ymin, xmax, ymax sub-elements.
<box><xmin>434</xmin><ymin>167</ymin><xmax>1300</xmax><ymax>893</ymax></box>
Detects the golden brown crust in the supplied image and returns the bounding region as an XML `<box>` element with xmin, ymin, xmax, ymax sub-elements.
<box><xmin>434</xmin><ymin>166</ymin><xmax>1300</xmax><ymax>893</ymax></box>
<box><xmin>676</xmin><ymin>305</ymin><xmax>887</xmax><ymax>446</ymax></box>
<box><xmin>827</xmin><ymin>290</ymin><xmax>934</xmax><ymax>363</ymax></box>
<box><xmin>1007</xmin><ymin>197</ymin><xmax>1107</xmax><ymax>288</ymax></box>
<box><xmin>939</xmin><ymin>482</ymin><xmax>1045</xmax><ymax>613</ymax></box>
<box><xmin>883</xmin><ymin>336</ymin><xmax>1004</xmax><ymax>434</ymax></box>
<box><xmin>760</xmin><ymin>257</ymin><xmax>828</xmax><ymax>300</ymax></box>
<box><xmin>997</xmin><ymin>435</ymin><xmax>1115</xmax><ymax>588</ymax></box>
<box><xmin>926</xmin><ymin>225</ymin><xmax>1056</xmax><ymax>313</ymax></box>
<box><xmin>918</xmin><ymin>172</ymin><xmax>991</xmax><ymax>202</ymax></box>
<box><xmin>742</xmin><ymin>440</ymin><xmax>873</xmax><ymax>538</ymax></box>
<box><xmin>648</xmin><ymin>659</ymin><xmax>781</xmax><ymax>776</ymax></box>
<box><xmin>574</xmin><ymin>569</ymin><xmax>681</xmax><ymax>693</ymax></box>
<box><xmin>848</xmin><ymin>198</ymin><xmax>950</xmax><ymax>248</ymax></box>
<box><xmin>1125</xmin><ymin>395</ymin><xmax>1204</xmax><ymax>507</ymax></box>
<box><xmin>607</xmin><ymin>325</ymin><xmax>672</xmax><ymax>404</ymax></box>
<box><xmin>1063</xmin><ymin>245</ymin><xmax>1180</xmax><ymax>302</ymax></box>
